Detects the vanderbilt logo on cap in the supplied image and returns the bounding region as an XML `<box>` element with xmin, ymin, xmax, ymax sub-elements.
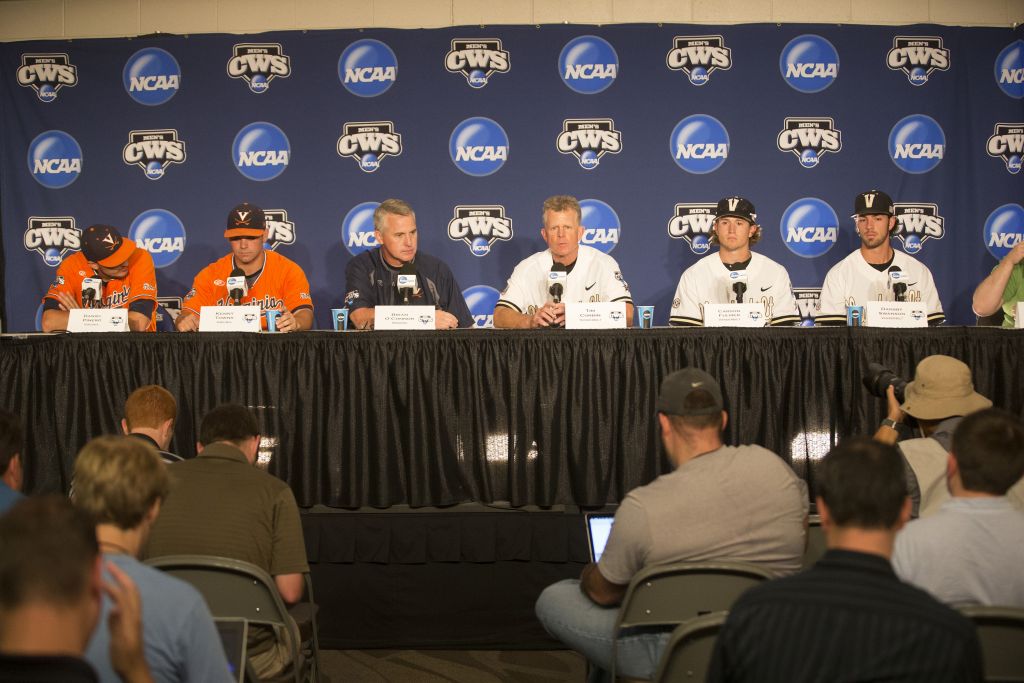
<box><xmin>728</xmin><ymin>198</ymin><xmax>739</xmax><ymax>211</ymax></box>
<box><xmin>864</xmin><ymin>193</ymin><xmax>877</xmax><ymax>208</ymax></box>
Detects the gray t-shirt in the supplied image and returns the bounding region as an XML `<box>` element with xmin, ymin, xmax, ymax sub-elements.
<box><xmin>598</xmin><ymin>444</ymin><xmax>809</xmax><ymax>584</ymax></box>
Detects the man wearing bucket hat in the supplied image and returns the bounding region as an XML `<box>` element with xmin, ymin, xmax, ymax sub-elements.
<box><xmin>41</xmin><ymin>224</ymin><xmax>158</xmax><ymax>332</ymax></box>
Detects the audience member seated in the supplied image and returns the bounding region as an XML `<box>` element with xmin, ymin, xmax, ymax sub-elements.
<box><xmin>122</xmin><ymin>385</ymin><xmax>183</xmax><ymax>464</ymax></box>
<box><xmin>0</xmin><ymin>409</ymin><xmax>24</xmax><ymax>515</ymax></box>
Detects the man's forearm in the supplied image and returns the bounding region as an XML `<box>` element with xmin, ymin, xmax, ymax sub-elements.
<box><xmin>972</xmin><ymin>262</ymin><xmax>1014</xmax><ymax>316</ymax></box>
<box><xmin>493</xmin><ymin>306</ymin><xmax>532</xmax><ymax>329</ymax></box>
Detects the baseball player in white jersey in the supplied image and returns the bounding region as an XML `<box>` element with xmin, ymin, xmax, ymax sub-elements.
<box><xmin>494</xmin><ymin>195</ymin><xmax>633</xmax><ymax>328</ymax></box>
<box><xmin>669</xmin><ymin>196</ymin><xmax>800</xmax><ymax>327</ymax></box>
<box><xmin>814</xmin><ymin>190</ymin><xmax>945</xmax><ymax>326</ymax></box>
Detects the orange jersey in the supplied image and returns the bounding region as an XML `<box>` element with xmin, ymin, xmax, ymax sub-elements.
<box><xmin>43</xmin><ymin>250</ymin><xmax>157</xmax><ymax>331</ymax></box>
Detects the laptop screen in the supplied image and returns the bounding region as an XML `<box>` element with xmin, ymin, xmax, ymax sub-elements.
<box><xmin>215</xmin><ymin>618</ymin><xmax>248</xmax><ymax>683</ymax></box>
<box><xmin>586</xmin><ymin>513</ymin><xmax>615</xmax><ymax>563</ymax></box>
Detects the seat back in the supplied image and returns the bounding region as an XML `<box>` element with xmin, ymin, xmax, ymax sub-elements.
<box><xmin>653</xmin><ymin>611</ymin><xmax>727</xmax><ymax>683</ymax></box>
<box><xmin>959</xmin><ymin>605</ymin><xmax>1024</xmax><ymax>682</ymax></box>
<box><xmin>803</xmin><ymin>515</ymin><xmax>826</xmax><ymax>568</ymax></box>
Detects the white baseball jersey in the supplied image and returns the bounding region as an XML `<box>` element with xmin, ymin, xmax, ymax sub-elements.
<box><xmin>814</xmin><ymin>249</ymin><xmax>945</xmax><ymax>325</ymax></box>
<box><xmin>496</xmin><ymin>245</ymin><xmax>632</xmax><ymax>315</ymax></box>
<box><xmin>668</xmin><ymin>252</ymin><xmax>800</xmax><ymax>326</ymax></box>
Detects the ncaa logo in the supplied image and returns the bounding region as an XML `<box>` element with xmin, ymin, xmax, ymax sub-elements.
<box><xmin>668</xmin><ymin>203</ymin><xmax>716</xmax><ymax>255</ymax></box>
<box><xmin>233</xmin><ymin>122</ymin><xmax>290</xmax><ymax>181</ymax></box>
<box><xmin>995</xmin><ymin>41</ymin><xmax>1024</xmax><ymax>99</ymax></box>
<box><xmin>556</xmin><ymin>118</ymin><xmax>622</xmax><ymax>169</ymax></box>
<box><xmin>670</xmin><ymin>115</ymin><xmax>729</xmax><ymax>174</ymax></box>
<box><xmin>887</xmin><ymin>37</ymin><xmax>949</xmax><ymax>86</ymax></box>
<box><xmin>559</xmin><ymin>35</ymin><xmax>618</xmax><ymax>94</ymax></box>
<box><xmin>342</xmin><ymin>201</ymin><xmax>380</xmax><ymax>256</ymax></box>
<box><xmin>986</xmin><ymin>123</ymin><xmax>1024</xmax><ymax>174</ymax></box>
<box><xmin>17</xmin><ymin>54</ymin><xmax>77</xmax><ymax>102</ymax></box>
<box><xmin>889</xmin><ymin>115</ymin><xmax>945</xmax><ymax>174</ymax></box>
<box><xmin>227</xmin><ymin>43</ymin><xmax>291</xmax><ymax>93</ymax></box>
<box><xmin>28</xmin><ymin>130</ymin><xmax>82</xmax><ymax>188</ymax></box>
<box><xmin>894</xmin><ymin>203</ymin><xmax>945</xmax><ymax>255</ymax></box>
<box><xmin>339</xmin><ymin>39</ymin><xmax>397</xmax><ymax>97</ymax></box>
<box><xmin>448</xmin><ymin>206</ymin><xmax>513</xmax><ymax>257</ymax></box>
<box><xmin>337</xmin><ymin>121</ymin><xmax>403</xmax><ymax>173</ymax></box>
<box><xmin>263</xmin><ymin>210</ymin><xmax>296</xmax><ymax>250</ymax></box>
<box><xmin>580</xmin><ymin>198</ymin><xmax>620</xmax><ymax>254</ymax></box>
<box><xmin>445</xmin><ymin>39</ymin><xmax>510</xmax><ymax>88</ymax></box>
<box><xmin>777</xmin><ymin>117</ymin><xmax>842</xmax><ymax>168</ymax></box>
<box><xmin>666</xmin><ymin>36</ymin><xmax>732</xmax><ymax>86</ymax></box>
<box><xmin>123</xmin><ymin>129</ymin><xmax>186</xmax><ymax>180</ymax></box>
<box><xmin>462</xmin><ymin>285</ymin><xmax>501</xmax><ymax>328</ymax></box>
<box><xmin>130</xmin><ymin>209</ymin><xmax>186</xmax><ymax>268</ymax></box>
<box><xmin>984</xmin><ymin>204</ymin><xmax>1024</xmax><ymax>260</ymax></box>
<box><xmin>781</xmin><ymin>198</ymin><xmax>839</xmax><ymax>258</ymax></box>
<box><xmin>780</xmin><ymin>35</ymin><xmax>839</xmax><ymax>93</ymax></box>
<box><xmin>450</xmin><ymin>117</ymin><xmax>509</xmax><ymax>177</ymax></box>
<box><xmin>24</xmin><ymin>217</ymin><xmax>80</xmax><ymax>266</ymax></box>
<box><xmin>123</xmin><ymin>47</ymin><xmax>181</xmax><ymax>106</ymax></box>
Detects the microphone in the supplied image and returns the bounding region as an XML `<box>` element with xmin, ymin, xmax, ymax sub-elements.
<box><xmin>397</xmin><ymin>262</ymin><xmax>418</xmax><ymax>304</ymax></box>
<box><xmin>730</xmin><ymin>270</ymin><xmax>748</xmax><ymax>304</ymax></box>
<box><xmin>81</xmin><ymin>277</ymin><xmax>102</xmax><ymax>309</ymax></box>
<box><xmin>548</xmin><ymin>263</ymin><xmax>568</xmax><ymax>304</ymax></box>
<box><xmin>227</xmin><ymin>268</ymin><xmax>247</xmax><ymax>306</ymax></box>
<box><xmin>888</xmin><ymin>265</ymin><xmax>906</xmax><ymax>302</ymax></box>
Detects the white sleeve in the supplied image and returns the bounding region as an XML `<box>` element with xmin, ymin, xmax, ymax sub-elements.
<box><xmin>769</xmin><ymin>268</ymin><xmax>800</xmax><ymax>325</ymax></box>
<box><xmin>601</xmin><ymin>257</ymin><xmax>632</xmax><ymax>303</ymax></box>
<box><xmin>814</xmin><ymin>265</ymin><xmax>847</xmax><ymax>323</ymax></box>
<box><xmin>495</xmin><ymin>261</ymin><xmax>532</xmax><ymax>313</ymax></box>
<box><xmin>918</xmin><ymin>264</ymin><xmax>945</xmax><ymax>324</ymax></box>
<box><xmin>669</xmin><ymin>268</ymin><xmax>703</xmax><ymax>326</ymax></box>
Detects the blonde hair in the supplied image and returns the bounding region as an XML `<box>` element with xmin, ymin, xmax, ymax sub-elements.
<box><xmin>542</xmin><ymin>195</ymin><xmax>582</xmax><ymax>224</ymax></box>
<box><xmin>72</xmin><ymin>436</ymin><xmax>168</xmax><ymax>530</ymax></box>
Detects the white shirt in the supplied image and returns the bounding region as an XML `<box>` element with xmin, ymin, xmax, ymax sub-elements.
<box><xmin>496</xmin><ymin>245</ymin><xmax>632</xmax><ymax>315</ymax></box>
<box><xmin>815</xmin><ymin>249</ymin><xmax>944</xmax><ymax>324</ymax></box>
<box><xmin>668</xmin><ymin>252</ymin><xmax>800</xmax><ymax>326</ymax></box>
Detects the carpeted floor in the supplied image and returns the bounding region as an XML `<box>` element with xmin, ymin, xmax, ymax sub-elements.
<box><xmin>318</xmin><ymin>649</ymin><xmax>585</xmax><ymax>682</ymax></box>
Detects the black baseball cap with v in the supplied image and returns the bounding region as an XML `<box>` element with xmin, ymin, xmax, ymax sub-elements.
<box><xmin>81</xmin><ymin>224</ymin><xmax>136</xmax><ymax>267</ymax></box>
<box><xmin>853</xmin><ymin>190</ymin><xmax>894</xmax><ymax>217</ymax></box>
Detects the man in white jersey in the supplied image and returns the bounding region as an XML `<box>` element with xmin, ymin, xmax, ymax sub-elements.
<box><xmin>814</xmin><ymin>190</ymin><xmax>944</xmax><ymax>326</ymax></box>
<box><xmin>669</xmin><ymin>196</ymin><xmax>799</xmax><ymax>326</ymax></box>
<box><xmin>493</xmin><ymin>195</ymin><xmax>633</xmax><ymax>328</ymax></box>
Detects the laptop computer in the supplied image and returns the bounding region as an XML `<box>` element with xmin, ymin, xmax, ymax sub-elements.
<box><xmin>214</xmin><ymin>618</ymin><xmax>249</xmax><ymax>683</ymax></box>
<box><xmin>585</xmin><ymin>513</ymin><xmax>616</xmax><ymax>563</ymax></box>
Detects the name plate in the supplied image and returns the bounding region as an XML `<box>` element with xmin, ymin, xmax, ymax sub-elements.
<box><xmin>199</xmin><ymin>305</ymin><xmax>261</xmax><ymax>332</ymax></box>
<box><xmin>375</xmin><ymin>305</ymin><xmax>436</xmax><ymax>330</ymax></box>
<box><xmin>67</xmin><ymin>308</ymin><xmax>129</xmax><ymax>333</ymax></box>
<box><xmin>864</xmin><ymin>301</ymin><xmax>928</xmax><ymax>328</ymax></box>
<box><xmin>703</xmin><ymin>303</ymin><xmax>766</xmax><ymax>327</ymax></box>
<box><xmin>1016</xmin><ymin>302</ymin><xmax>1023</xmax><ymax>329</ymax></box>
<box><xmin>565</xmin><ymin>302</ymin><xmax>627</xmax><ymax>329</ymax></box>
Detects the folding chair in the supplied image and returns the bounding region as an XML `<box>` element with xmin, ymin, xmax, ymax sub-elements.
<box><xmin>958</xmin><ymin>605</ymin><xmax>1024</xmax><ymax>682</ymax></box>
<box><xmin>652</xmin><ymin>611</ymin><xmax>727</xmax><ymax>683</ymax></box>
<box><xmin>802</xmin><ymin>514</ymin><xmax>827</xmax><ymax>568</ymax></box>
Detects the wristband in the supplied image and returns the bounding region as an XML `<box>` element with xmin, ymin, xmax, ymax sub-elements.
<box><xmin>880</xmin><ymin>418</ymin><xmax>900</xmax><ymax>431</ymax></box>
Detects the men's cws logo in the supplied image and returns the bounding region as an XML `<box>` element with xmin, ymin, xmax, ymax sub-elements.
<box><xmin>462</xmin><ymin>285</ymin><xmax>501</xmax><ymax>328</ymax></box>
<box><xmin>777</xmin><ymin>117</ymin><xmax>842</xmax><ymax>168</ymax></box>
<box><xmin>122</xmin><ymin>129</ymin><xmax>186</xmax><ymax>180</ymax></box>
<box><xmin>580</xmin><ymin>199</ymin><xmax>620</xmax><ymax>253</ymax></box>
<box><xmin>665</xmin><ymin>36</ymin><xmax>732</xmax><ymax>86</ymax></box>
<box><xmin>233</xmin><ymin>122</ymin><xmax>290</xmax><ymax>181</ymax></box>
<box><xmin>887</xmin><ymin>37</ymin><xmax>949</xmax><ymax>86</ymax></box>
<box><xmin>445</xmin><ymin>39</ymin><xmax>509</xmax><ymax>88</ymax></box>
<box><xmin>129</xmin><ymin>209</ymin><xmax>186</xmax><ymax>268</ymax></box>
<box><xmin>667</xmin><ymin>203</ymin><xmax>716</xmax><ymax>255</ymax></box>
<box><xmin>227</xmin><ymin>44</ymin><xmax>291</xmax><ymax>93</ymax></box>
<box><xmin>889</xmin><ymin>115</ymin><xmax>945</xmax><ymax>174</ymax></box>
<box><xmin>894</xmin><ymin>203</ymin><xmax>945</xmax><ymax>255</ymax></box>
<box><xmin>984</xmin><ymin>204</ymin><xmax>1024</xmax><ymax>260</ymax></box>
<box><xmin>123</xmin><ymin>48</ymin><xmax>180</xmax><ymax>106</ymax></box>
<box><xmin>342</xmin><ymin>201</ymin><xmax>380</xmax><ymax>256</ymax></box>
<box><xmin>337</xmin><ymin>121</ymin><xmax>402</xmax><ymax>173</ymax></box>
<box><xmin>28</xmin><ymin>130</ymin><xmax>82</xmax><ymax>188</ymax></box>
<box><xmin>24</xmin><ymin>217</ymin><xmax>80</xmax><ymax>266</ymax></box>
<box><xmin>793</xmin><ymin>288</ymin><xmax>821</xmax><ymax>327</ymax></box>
<box><xmin>780</xmin><ymin>35</ymin><xmax>839</xmax><ymax>93</ymax></box>
<box><xmin>987</xmin><ymin>123</ymin><xmax>1024</xmax><ymax>174</ymax></box>
<box><xmin>338</xmin><ymin>39</ymin><xmax>397</xmax><ymax>97</ymax></box>
<box><xmin>781</xmin><ymin>198</ymin><xmax>838</xmax><ymax>258</ymax></box>
<box><xmin>995</xmin><ymin>41</ymin><xmax>1024</xmax><ymax>99</ymax></box>
<box><xmin>556</xmin><ymin>119</ymin><xmax>621</xmax><ymax>169</ymax></box>
<box><xmin>670</xmin><ymin>115</ymin><xmax>729</xmax><ymax>174</ymax></box>
<box><xmin>17</xmin><ymin>54</ymin><xmax>77</xmax><ymax>102</ymax></box>
<box><xmin>448</xmin><ymin>206</ymin><xmax>513</xmax><ymax>256</ymax></box>
<box><xmin>450</xmin><ymin>117</ymin><xmax>509</xmax><ymax>177</ymax></box>
<box><xmin>263</xmin><ymin>209</ymin><xmax>296</xmax><ymax>250</ymax></box>
<box><xmin>559</xmin><ymin>35</ymin><xmax>618</xmax><ymax>94</ymax></box>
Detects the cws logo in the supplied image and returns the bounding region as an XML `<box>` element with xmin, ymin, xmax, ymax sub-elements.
<box><xmin>338</xmin><ymin>39</ymin><xmax>397</xmax><ymax>97</ymax></box>
<box><xmin>580</xmin><ymin>199</ymin><xmax>620</xmax><ymax>254</ymax></box>
<box><xmin>342</xmin><ymin>201</ymin><xmax>380</xmax><ymax>256</ymax></box>
<box><xmin>556</xmin><ymin>119</ymin><xmax>621</xmax><ymax>169</ymax></box>
<box><xmin>793</xmin><ymin>288</ymin><xmax>821</xmax><ymax>327</ymax></box>
<box><xmin>995</xmin><ymin>41</ymin><xmax>1024</xmax><ymax>99</ymax></box>
<box><xmin>668</xmin><ymin>203</ymin><xmax>716</xmax><ymax>255</ymax></box>
<box><xmin>781</xmin><ymin>198</ymin><xmax>839</xmax><ymax>258</ymax></box>
<box><xmin>123</xmin><ymin>48</ymin><xmax>180</xmax><ymax>106</ymax></box>
<box><xmin>129</xmin><ymin>209</ymin><xmax>186</xmax><ymax>268</ymax></box>
<box><xmin>559</xmin><ymin>35</ymin><xmax>618</xmax><ymax>94</ymax></box>
<box><xmin>780</xmin><ymin>35</ymin><xmax>839</xmax><ymax>93</ymax></box>
<box><xmin>445</xmin><ymin>39</ymin><xmax>509</xmax><ymax>88</ymax></box>
<box><xmin>666</xmin><ymin>36</ymin><xmax>732</xmax><ymax>86</ymax></box>
<box><xmin>462</xmin><ymin>285</ymin><xmax>500</xmax><ymax>328</ymax></box>
<box><xmin>987</xmin><ymin>123</ymin><xmax>1024</xmax><ymax>174</ymax></box>
<box><xmin>28</xmin><ymin>130</ymin><xmax>82</xmax><ymax>188</ymax></box>
<box><xmin>17</xmin><ymin>54</ymin><xmax>77</xmax><ymax>102</ymax></box>
<box><xmin>123</xmin><ymin>129</ymin><xmax>186</xmax><ymax>180</ymax></box>
<box><xmin>448</xmin><ymin>206</ymin><xmax>512</xmax><ymax>257</ymax></box>
<box><xmin>24</xmin><ymin>217</ymin><xmax>80</xmax><ymax>266</ymax></box>
<box><xmin>227</xmin><ymin>44</ymin><xmax>291</xmax><ymax>93</ymax></box>
<box><xmin>984</xmin><ymin>204</ymin><xmax>1024</xmax><ymax>259</ymax></box>
<box><xmin>670</xmin><ymin>115</ymin><xmax>729</xmax><ymax>174</ymax></box>
<box><xmin>263</xmin><ymin>210</ymin><xmax>296</xmax><ymax>250</ymax></box>
<box><xmin>777</xmin><ymin>118</ymin><xmax>842</xmax><ymax>168</ymax></box>
<box><xmin>233</xmin><ymin>122</ymin><xmax>290</xmax><ymax>181</ymax></box>
<box><xmin>887</xmin><ymin>37</ymin><xmax>949</xmax><ymax>86</ymax></box>
<box><xmin>450</xmin><ymin>117</ymin><xmax>509</xmax><ymax>177</ymax></box>
<box><xmin>889</xmin><ymin>115</ymin><xmax>945</xmax><ymax>174</ymax></box>
<box><xmin>893</xmin><ymin>203</ymin><xmax>944</xmax><ymax>255</ymax></box>
<box><xmin>337</xmin><ymin>121</ymin><xmax>402</xmax><ymax>173</ymax></box>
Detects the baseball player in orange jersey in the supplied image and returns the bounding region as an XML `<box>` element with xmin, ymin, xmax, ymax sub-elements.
<box><xmin>175</xmin><ymin>203</ymin><xmax>314</xmax><ymax>332</ymax></box>
<box><xmin>41</xmin><ymin>224</ymin><xmax>157</xmax><ymax>332</ymax></box>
